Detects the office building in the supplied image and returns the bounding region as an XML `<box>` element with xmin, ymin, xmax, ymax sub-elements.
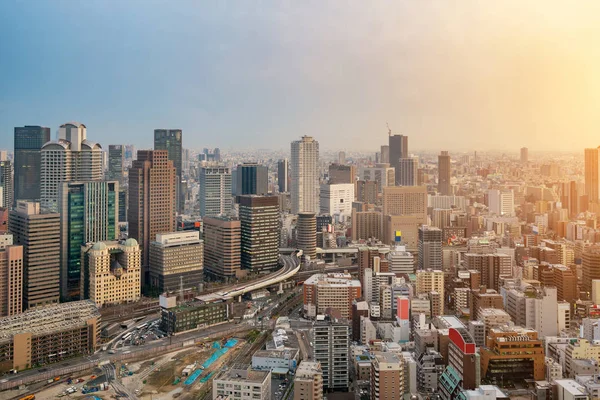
<box><xmin>356</xmin><ymin>180</ymin><xmax>378</xmax><ymax>204</ymax></box>
<box><xmin>470</xmin><ymin>288</ymin><xmax>504</xmax><ymax>321</ymax></box>
<box><xmin>416</xmin><ymin>269</ymin><xmax>444</xmax><ymax>316</ymax></box>
<box><xmin>160</xmin><ymin>295</ymin><xmax>230</xmax><ymax>334</ymax></box>
<box><xmin>294</xmin><ymin>361</ymin><xmax>323</xmax><ymax>400</ymax></box>
<box><xmin>418</xmin><ymin>226</ymin><xmax>443</xmax><ymax>270</ymax></box>
<box><xmin>278</xmin><ymin>159</ymin><xmax>289</xmax><ymax>193</ymax></box>
<box><xmin>297</xmin><ymin>212</ymin><xmax>317</xmax><ymax>261</ymax></box>
<box><xmin>291</xmin><ymin>136</ymin><xmax>319</xmax><ymax>214</ymax></box>
<box><xmin>13</xmin><ymin>125</ymin><xmax>51</xmax><ymax>203</ymax></box>
<box><xmin>81</xmin><ymin>239</ymin><xmax>141</xmax><ymax>307</ymax></box>
<box><xmin>464</xmin><ymin>253</ymin><xmax>512</xmax><ymax>292</ymax></box>
<box><xmin>371</xmin><ymin>351</ymin><xmax>405</xmax><ymax>400</ymax></box>
<box><xmin>154</xmin><ymin>129</ymin><xmax>183</xmax><ymax>213</ymax></box>
<box><xmin>480</xmin><ymin>326</ymin><xmax>545</xmax><ymax>382</ymax></box>
<box><xmin>397</xmin><ymin>157</ymin><xmax>417</xmax><ymax>186</ymax></box>
<box><xmin>118</xmin><ymin>189</ymin><xmax>127</xmax><ymax>223</ymax></box>
<box><xmin>149</xmin><ymin>231</ymin><xmax>203</xmax><ymax>293</ymax></box>
<box><xmin>40</xmin><ymin>122</ymin><xmax>103</xmax><ymax>212</ymax></box>
<box><xmin>438</xmin><ymin>151</ymin><xmax>451</xmax><ymax>195</ymax></box>
<box><xmin>239</xmin><ymin>195</ymin><xmax>279</xmax><ymax>273</ymax></box>
<box><xmin>585</xmin><ymin>147</ymin><xmax>600</xmax><ymax>203</ymax></box>
<box><xmin>382</xmin><ymin>186</ymin><xmax>428</xmax><ymax>249</ymax></box>
<box><xmin>59</xmin><ymin>180</ymin><xmax>119</xmax><ymax>300</ymax></box>
<box><xmin>520</xmin><ymin>147</ymin><xmax>528</xmax><ymax>164</ymax></box>
<box><xmin>9</xmin><ymin>201</ymin><xmax>60</xmax><ymax>309</ymax></box>
<box><xmin>312</xmin><ymin>319</ymin><xmax>349</xmax><ymax>390</ymax></box>
<box><xmin>236</xmin><ymin>163</ymin><xmax>268</xmax><ymax>196</ymax></box>
<box><xmin>0</xmin><ymin>161</ymin><xmax>13</xmax><ymax>209</ymax></box>
<box><xmin>351</xmin><ymin>209</ymin><xmax>382</xmax><ymax>242</ymax></box>
<box><xmin>303</xmin><ymin>273</ymin><xmax>361</xmax><ymax>319</ymax></box>
<box><xmin>389</xmin><ymin>134</ymin><xmax>408</xmax><ymax>185</ymax></box>
<box><xmin>447</xmin><ymin>327</ymin><xmax>479</xmax><ymax>390</ymax></box>
<box><xmin>319</xmin><ymin>183</ymin><xmax>354</xmax><ymax>221</ymax></box>
<box><xmin>361</xmin><ymin>164</ymin><xmax>395</xmax><ymax>191</ymax></box>
<box><xmin>328</xmin><ymin>163</ymin><xmax>355</xmax><ymax>184</ymax></box>
<box><xmin>0</xmin><ymin>235</ymin><xmax>23</xmax><ymax>316</ymax></box>
<box><xmin>203</xmin><ymin>216</ymin><xmax>241</xmax><ymax>280</ymax></box>
<box><xmin>583</xmin><ymin>246</ymin><xmax>600</xmax><ymax>294</ymax></box>
<box><xmin>380</xmin><ymin>145</ymin><xmax>389</xmax><ymax>164</ymax></box>
<box><xmin>199</xmin><ymin>165</ymin><xmax>232</xmax><ymax>217</ymax></box>
<box><xmin>128</xmin><ymin>150</ymin><xmax>177</xmax><ymax>282</ymax></box>
<box><xmin>0</xmin><ymin>300</ymin><xmax>99</xmax><ymax>373</ymax></box>
<box><xmin>107</xmin><ymin>145</ymin><xmax>125</xmax><ymax>185</ymax></box>
<box><xmin>387</xmin><ymin>245</ymin><xmax>414</xmax><ymax>275</ymax></box>
<box><xmin>488</xmin><ymin>189</ymin><xmax>515</xmax><ymax>216</ymax></box>
<box><xmin>417</xmin><ymin>349</ymin><xmax>445</xmax><ymax>393</ymax></box>
<box><xmin>213</xmin><ymin>364</ymin><xmax>271</xmax><ymax>400</ymax></box>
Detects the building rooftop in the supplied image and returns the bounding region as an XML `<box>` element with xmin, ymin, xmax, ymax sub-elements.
<box><xmin>372</xmin><ymin>351</ymin><xmax>402</xmax><ymax>366</ymax></box>
<box><xmin>214</xmin><ymin>364</ymin><xmax>270</xmax><ymax>384</ymax></box>
<box><xmin>295</xmin><ymin>361</ymin><xmax>322</xmax><ymax>378</ymax></box>
<box><xmin>554</xmin><ymin>379</ymin><xmax>587</xmax><ymax>395</ymax></box>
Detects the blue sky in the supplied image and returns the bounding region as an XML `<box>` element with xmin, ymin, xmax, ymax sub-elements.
<box><xmin>1</xmin><ymin>1</ymin><xmax>600</xmax><ymax>152</ymax></box>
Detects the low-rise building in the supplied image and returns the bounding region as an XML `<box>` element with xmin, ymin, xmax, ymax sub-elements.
<box><xmin>294</xmin><ymin>361</ymin><xmax>323</xmax><ymax>400</ymax></box>
<box><xmin>213</xmin><ymin>364</ymin><xmax>271</xmax><ymax>400</ymax></box>
<box><xmin>160</xmin><ymin>296</ymin><xmax>230</xmax><ymax>334</ymax></box>
<box><xmin>252</xmin><ymin>349</ymin><xmax>299</xmax><ymax>374</ymax></box>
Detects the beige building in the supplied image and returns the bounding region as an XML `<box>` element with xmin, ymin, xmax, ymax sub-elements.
<box><xmin>351</xmin><ymin>209</ymin><xmax>383</xmax><ymax>241</ymax></box>
<box><xmin>213</xmin><ymin>364</ymin><xmax>271</xmax><ymax>400</ymax></box>
<box><xmin>149</xmin><ymin>231</ymin><xmax>203</xmax><ymax>293</ymax></box>
<box><xmin>203</xmin><ymin>216</ymin><xmax>241</xmax><ymax>280</ymax></box>
<box><xmin>416</xmin><ymin>269</ymin><xmax>444</xmax><ymax>316</ymax></box>
<box><xmin>382</xmin><ymin>186</ymin><xmax>427</xmax><ymax>250</ymax></box>
<box><xmin>479</xmin><ymin>308</ymin><xmax>512</xmax><ymax>337</ymax></box>
<box><xmin>370</xmin><ymin>351</ymin><xmax>405</xmax><ymax>400</ymax></box>
<box><xmin>294</xmin><ymin>361</ymin><xmax>323</xmax><ymax>400</ymax></box>
<box><xmin>0</xmin><ymin>234</ymin><xmax>23</xmax><ymax>316</ymax></box>
<box><xmin>81</xmin><ymin>239</ymin><xmax>141</xmax><ymax>307</ymax></box>
<box><xmin>303</xmin><ymin>273</ymin><xmax>361</xmax><ymax>319</ymax></box>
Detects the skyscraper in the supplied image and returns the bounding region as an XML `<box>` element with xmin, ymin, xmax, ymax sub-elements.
<box><xmin>9</xmin><ymin>201</ymin><xmax>60</xmax><ymax>309</ymax></box>
<box><xmin>203</xmin><ymin>216</ymin><xmax>241</xmax><ymax>281</ymax></box>
<box><xmin>14</xmin><ymin>125</ymin><xmax>51</xmax><ymax>202</ymax></box>
<box><xmin>488</xmin><ymin>189</ymin><xmax>515</xmax><ymax>216</ymax></box>
<box><xmin>582</xmin><ymin>246</ymin><xmax>600</xmax><ymax>294</ymax></box>
<box><xmin>128</xmin><ymin>150</ymin><xmax>176</xmax><ymax>283</ymax></box>
<box><xmin>380</xmin><ymin>145</ymin><xmax>390</xmax><ymax>164</ymax></box>
<box><xmin>199</xmin><ymin>166</ymin><xmax>232</xmax><ymax>217</ymax></box>
<box><xmin>291</xmin><ymin>136</ymin><xmax>319</xmax><ymax>214</ymax></box>
<box><xmin>297</xmin><ymin>212</ymin><xmax>317</xmax><ymax>261</ymax></box>
<box><xmin>437</xmin><ymin>151</ymin><xmax>451</xmax><ymax>195</ymax></box>
<box><xmin>382</xmin><ymin>186</ymin><xmax>428</xmax><ymax>249</ymax></box>
<box><xmin>312</xmin><ymin>319</ymin><xmax>349</xmax><ymax>390</ymax></box>
<box><xmin>0</xmin><ymin>161</ymin><xmax>13</xmax><ymax>209</ymax></box>
<box><xmin>107</xmin><ymin>145</ymin><xmax>125</xmax><ymax>185</ymax></box>
<box><xmin>40</xmin><ymin>122</ymin><xmax>103</xmax><ymax>212</ymax></box>
<box><xmin>0</xmin><ymin>234</ymin><xmax>23</xmax><ymax>317</ymax></box>
<box><xmin>585</xmin><ymin>147</ymin><xmax>600</xmax><ymax>203</ymax></box>
<box><xmin>520</xmin><ymin>147</ymin><xmax>529</xmax><ymax>164</ymax></box>
<box><xmin>397</xmin><ymin>157</ymin><xmax>417</xmax><ymax>186</ymax></box>
<box><xmin>154</xmin><ymin>129</ymin><xmax>183</xmax><ymax>213</ymax></box>
<box><xmin>389</xmin><ymin>134</ymin><xmax>408</xmax><ymax>185</ymax></box>
<box><xmin>418</xmin><ymin>226</ymin><xmax>443</xmax><ymax>270</ymax></box>
<box><xmin>277</xmin><ymin>159</ymin><xmax>289</xmax><ymax>193</ymax></box>
<box><xmin>239</xmin><ymin>195</ymin><xmax>280</xmax><ymax>272</ymax></box>
<box><xmin>236</xmin><ymin>163</ymin><xmax>268</xmax><ymax>196</ymax></box>
<box><xmin>319</xmin><ymin>183</ymin><xmax>354</xmax><ymax>220</ymax></box>
<box><xmin>149</xmin><ymin>231</ymin><xmax>203</xmax><ymax>292</ymax></box>
<box><xmin>59</xmin><ymin>181</ymin><xmax>119</xmax><ymax>300</ymax></box>
<box><xmin>328</xmin><ymin>163</ymin><xmax>355</xmax><ymax>184</ymax></box>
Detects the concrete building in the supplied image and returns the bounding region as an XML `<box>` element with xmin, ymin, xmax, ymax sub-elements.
<box><xmin>0</xmin><ymin>300</ymin><xmax>99</xmax><ymax>372</ymax></box>
<box><xmin>0</xmin><ymin>161</ymin><xmax>13</xmax><ymax>210</ymax></box>
<box><xmin>213</xmin><ymin>364</ymin><xmax>271</xmax><ymax>400</ymax></box>
<box><xmin>9</xmin><ymin>201</ymin><xmax>60</xmax><ymax>309</ymax></box>
<box><xmin>469</xmin><ymin>288</ymin><xmax>504</xmax><ymax>321</ymax></box>
<box><xmin>479</xmin><ymin>308</ymin><xmax>511</xmax><ymax>338</ymax></box>
<box><xmin>397</xmin><ymin>157</ymin><xmax>418</xmax><ymax>186</ymax></box>
<box><xmin>303</xmin><ymin>273</ymin><xmax>361</xmax><ymax>319</ymax></box>
<box><xmin>553</xmin><ymin>379</ymin><xmax>589</xmax><ymax>400</ymax></box>
<box><xmin>149</xmin><ymin>231</ymin><xmax>203</xmax><ymax>293</ymax></box>
<box><xmin>382</xmin><ymin>186</ymin><xmax>427</xmax><ymax>249</ymax></box>
<box><xmin>418</xmin><ymin>226</ymin><xmax>443</xmax><ymax>270</ymax></box>
<box><xmin>312</xmin><ymin>318</ymin><xmax>349</xmax><ymax>390</ymax></box>
<box><xmin>488</xmin><ymin>189</ymin><xmax>515</xmax><ymax>216</ymax></box>
<box><xmin>520</xmin><ymin>147</ymin><xmax>528</xmax><ymax>164</ymax></box>
<box><xmin>160</xmin><ymin>296</ymin><xmax>230</xmax><ymax>334</ymax></box>
<box><xmin>297</xmin><ymin>213</ymin><xmax>317</xmax><ymax>262</ymax></box>
<box><xmin>239</xmin><ymin>195</ymin><xmax>280</xmax><ymax>273</ymax></box>
<box><xmin>278</xmin><ymin>159</ymin><xmax>289</xmax><ymax>193</ymax></box>
<box><xmin>203</xmin><ymin>217</ymin><xmax>241</xmax><ymax>281</ymax></box>
<box><xmin>81</xmin><ymin>239</ymin><xmax>141</xmax><ymax>307</ymax></box>
<box><xmin>389</xmin><ymin>134</ymin><xmax>408</xmax><ymax>185</ymax></box>
<box><xmin>417</xmin><ymin>348</ymin><xmax>444</xmax><ymax>393</ymax></box>
<box><xmin>583</xmin><ymin>246</ymin><xmax>600</xmax><ymax>294</ymax></box>
<box><xmin>107</xmin><ymin>144</ymin><xmax>125</xmax><ymax>185</ymax></box>
<box><xmin>294</xmin><ymin>361</ymin><xmax>323</xmax><ymax>400</ymax></box>
<box><xmin>371</xmin><ymin>351</ymin><xmax>405</xmax><ymax>400</ymax></box>
<box><xmin>319</xmin><ymin>183</ymin><xmax>354</xmax><ymax>221</ymax></box>
<box><xmin>59</xmin><ymin>180</ymin><xmax>119</xmax><ymax>300</ymax></box>
<box><xmin>252</xmin><ymin>348</ymin><xmax>299</xmax><ymax>373</ymax></box>
<box><xmin>328</xmin><ymin>163</ymin><xmax>355</xmax><ymax>185</ymax></box>
<box><xmin>464</xmin><ymin>253</ymin><xmax>511</xmax><ymax>292</ymax></box>
<box><xmin>438</xmin><ymin>151</ymin><xmax>451</xmax><ymax>195</ymax></box>
<box><xmin>416</xmin><ymin>270</ymin><xmax>444</xmax><ymax>316</ymax></box>
<box><xmin>356</xmin><ymin>180</ymin><xmax>378</xmax><ymax>204</ymax></box>
<box><xmin>585</xmin><ymin>147</ymin><xmax>600</xmax><ymax>203</ymax></box>
<box><xmin>387</xmin><ymin>245</ymin><xmax>414</xmax><ymax>275</ymax></box>
<box><xmin>0</xmin><ymin>235</ymin><xmax>23</xmax><ymax>316</ymax></box>
<box><xmin>14</xmin><ymin>125</ymin><xmax>51</xmax><ymax>202</ymax></box>
<box><xmin>40</xmin><ymin>122</ymin><xmax>103</xmax><ymax>212</ymax></box>
<box><xmin>360</xmin><ymin>164</ymin><xmax>395</xmax><ymax>191</ymax></box>
<box><xmin>291</xmin><ymin>136</ymin><xmax>319</xmax><ymax>214</ymax></box>
<box><xmin>199</xmin><ymin>165</ymin><xmax>232</xmax><ymax>217</ymax></box>
<box><xmin>236</xmin><ymin>163</ymin><xmax>268</xmax><ymax>196</ymax></box>
<box><xmin>154</xmin><ymin>129</ymin><xmax>183</xmax><ymax>213</ymax></box>
<box><xmin>128</xmin><ymin>150</ymin><xmax>177</xmax><ymax>283</ymax></box>
<box><xmin>351</xmin><ymin>209</ymin><xmax>383</xmax><ymax>242</ymax></box>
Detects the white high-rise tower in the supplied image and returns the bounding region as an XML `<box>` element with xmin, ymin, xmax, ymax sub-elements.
<box><xmin>291</xmin><ymin>136</ymin><xmax>319</xmax><ymax>214</ymax></box>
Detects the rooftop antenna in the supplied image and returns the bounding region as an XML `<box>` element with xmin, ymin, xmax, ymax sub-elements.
<box><xmin>387</xmin><ymin>122</ymin><xmax>392</xmax><ymax>136</ymax></box>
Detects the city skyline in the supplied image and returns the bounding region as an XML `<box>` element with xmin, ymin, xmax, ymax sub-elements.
<box><xmin>2</xmin><ymin>1</ymin><xmax>600</xmax><ymax>152</ymax></box>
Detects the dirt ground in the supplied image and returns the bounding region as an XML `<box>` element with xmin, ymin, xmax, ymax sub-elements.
<box><xmin>1</xmin><ymin>372</ymin><xmax>119</xmax><ymax>400</ymax></box>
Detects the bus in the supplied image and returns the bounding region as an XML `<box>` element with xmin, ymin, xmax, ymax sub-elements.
<box><xmin>136</xmin><ymin>323</ymin><xmax>148</xmax><ymax>331</ymax></box>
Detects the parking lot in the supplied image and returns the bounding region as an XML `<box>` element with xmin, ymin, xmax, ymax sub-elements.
<box><xmin>271</xmin><ymin>375</ymin><xmax>291</xmax><ymax>400</ymax></box>
<box><xmin>111</xmin><ymin>319</ymin><xmax>166</xmax><ymax>350</ymax></box>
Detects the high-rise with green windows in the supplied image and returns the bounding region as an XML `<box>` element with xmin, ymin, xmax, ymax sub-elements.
<box><xmin>59</xmin><ymin>181</ymin><xmax>119</xmax><ymax>301</ymax></box>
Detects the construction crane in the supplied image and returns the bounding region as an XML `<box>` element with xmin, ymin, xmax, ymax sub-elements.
<box><xmin>387</xmin><ymin>122</ymin><xmax>392</xmax><ymax>136</ymax></box>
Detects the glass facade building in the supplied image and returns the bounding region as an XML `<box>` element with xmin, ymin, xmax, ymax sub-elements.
<box><xmin>14</xmin><ymin>126</ymin><xmax>51</xmax><ymax>202</ymax></box>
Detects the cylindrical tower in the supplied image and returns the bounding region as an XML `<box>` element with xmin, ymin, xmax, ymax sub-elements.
<box><xmin>297</xmin><ymin>212</ymin><xmax>317</xmax><ymax>262</ymax></box>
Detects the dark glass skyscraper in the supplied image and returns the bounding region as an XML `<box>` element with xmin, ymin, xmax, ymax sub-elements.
<box><xmin>389</xmin><ymin>134</ymin><xmax>408</xmax><ymax>185</ymax></box>
<box><xmin>277</xmin><ymin>159</ymin><xmax>289</xmax><ymax>192</ymax></box>
<box><xmin>14</xmin><ymin>126</ymin><xmax>51</xmax><ymax>203</ymax></box>
<box><xmin>236</xmin><ymin>163</ymin><xmax>268</xmax><ymax>196</ymax></box>
<box><xmin>108</xmin><ymin>145</ymin><xmax>125</xmax><ymax>185</ymax></box>
<box><xmin>154</xmin><ymin>129</ymin><xmax>183</xmax><ymax>213</ymax></box>
<box><xmin>0</xmin><ymin>161</ymin><xmax>13</xmax><ymax>209</ymax></box>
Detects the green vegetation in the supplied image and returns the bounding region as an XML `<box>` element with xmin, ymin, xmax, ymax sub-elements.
<box><xmin>246</xmin><ymin>330</ymin><xmax>261</xmax><ymax>343</ymax></box>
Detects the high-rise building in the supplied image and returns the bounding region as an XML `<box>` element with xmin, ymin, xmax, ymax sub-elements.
<box><xmin>585</xmin><ymin>147</ymin><xmax>600</xmax><ymax>203</ymax></box>
<box><xmin>107</xmin><ymin>145</ymin><xmax>125</xmax><ymax>185</ymax></box>
<box><xmin>438</xmin><ymin>151</ymin><xmax>451</xmax><ymax>195</ymax></box>
<box><xmin>294</xmin><ymin>361</ymin><xmax>323</xmax><ymax>400</ymax></box>
<box><xmin>416</xmin><ymin>269</ymin><xmax>444</xmax><ymax>316</ymax></box>
<box><xmin>291</xmin><ymin>136</ymin><xmax>319</xmax><ymax>214</ymax></box>
<box><xmin>303</xmin><ymin>273</ymin><xmax>361</xmax><ymax>319</ymax></box>
<box><xmin>582</xmin><ymin>246</ymin><xmax>600</xmax><ymax>294</ymax></box>
<box><xmin>9</xmin><ymin>201</ymin><xmax>60</xmax><ymax>309</ymax></box>
<box><xmin>0</xmin><ymin>234</ymin><xmax>23</xmax><ymax>316</ymax></box>
<box><xmin>0</xmin><ymin>161</ymin><xmax>13</xmax><ymax>209</ymax></box>
<box><xmin>371</xmin><ymin>352</ymin><xmax>405</xmax><ymax>400</ymax></box>
<box><xmin>40</xmin><ymin>122</ymin><xmax>103</xmax><ymax>212</ymax></box>
<box><xmin>319</xmin><ymin>183</ymin><xmax>354</xmax><ymax>220</ymax></box>
<box><xmin>13</xmin><ymin>125</ymin><xmax>51</xmax><ymax>202</ymax></box>
<box><xmin>328</xmin><ymin>163</ymin><xmax>355</xmax><ymax>184</ymax></box>
<box><xmin>351</xmin><ymin>209</ymin><xmax>382</xmax><ymax>241</ymax></box>
<box><xmin>361</xmin><ymin>164</ymin><xmax>395</xmax><ymax>191</ymax></box>
<box><xmin>389</xmin><ymin>134</ymin><xmax>408</xmax><ymax>185</ymax></box>
<box><xmin>464</xmin><ymin>253</ymin><xmax>512</xmax><ymax>292</ymax></box>
<box><xmin>398</xmin><ymin>157</ymin><xmax>417</xmax><ymax>186</ymax></box>
<box><xmin>382</xmin><ymin>186</ymin><xmax>428</xmax><ymax>249</ymax></box>
<box><xmin>297</xmin><ymin>212</ymin><xmax>316</xmax><ymax>261</ymax></box>
<box><xmin>418</xmin><ymin>226</ymin><xmax>443</xmax><ymax>270</ymax></box>
<box><xmin>277</xmin><ymin>159</ymin><xmax>289</xmax><ymax>193</ymax></box>
<box><xmin>203</xmin><ymin>216</ymin><xmax>241</xmax><ymax>281</ymax></box>
<box><xmin>488</xmin><ymin>189</ymin><xmax>515</xmax><ymax>216</ymax></box>
<box><xmin>199</xmin><ymin>166</ymin><xmax>232</xmax><ymax>217</ymax></box>
<box><xmin>312</xmin><ymin>318</ymin><xmax>349</xmax><ymax>390</ymax></box>
<box><xmin>149</xmin><ymin>231</ymin><xmax>203</xmax><ymax>293</ymax></box>
<box><xmin>236</xmin><ymin>163</ymin><xmax>268</xmax><ymax>196</ymax></box>
<box><xmin>81</xmin><ymin>239</ymin><xmax>141</xmax><ymax>307</ymax></box>
<box><xmin>154</xmin><ymin>129</ymin><xmax>183</xmax><ymax>213</ymax></box>
<box><xmin>356</xmin><ymin>180</ymin><xmax>378</xmax><ymax>204</ymax></box>
<box><xmin>128</xmin><ymin>150</ymin><xmax>176</xmax><ymax>283</ymax></box>
<box><xmin>380</xmin><ymin>145</ymin><xmax>390</xmax><ymax>164</ymax></box>
<box><xmin>520</xmin><ymin>147</ymin><xmax>529</xmax><ymax>164</ymax></box>
<box><xmin>239</xmin><ymin>195</ymin><xmax>279</xmax><ymax>273</ymax></box>
<box><xmin>59</xmin><ymin>181</ymin><xmax>119</xmax><ymax>300</ymax></box>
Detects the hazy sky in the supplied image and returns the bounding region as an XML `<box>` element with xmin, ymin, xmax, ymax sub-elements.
<box><xmin>1</xmin><ymin>1</ymin><xmax>600</xmax><ymax>152</ymax></box>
